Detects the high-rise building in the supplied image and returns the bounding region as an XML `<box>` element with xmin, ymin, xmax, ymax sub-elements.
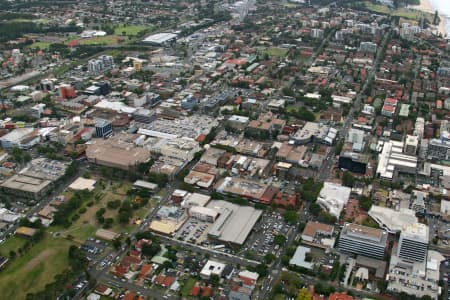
<box><xmin>404</xmin><ymin>135</ymin><xmax>419</xmax><ymax>155</ymax></box>
<box><xmin>338</xmin><ymin>223</ymin><xmax>388</xmax><ymax>260</ymax></box>
<box><xmin>311</xmin><ymin>28</ymin><xmax>324</xmax><ymax>39</ymax></box>
<box><xmin>398</xmin><ymin>223</ymin><xmax>428</xmax><ymax>262</ymax></box>
<box><xmin>427</xmin><ymin>137</ymin><xmax>450</xmax><ymax>161</ymax></box>
<box><xmin>95</xmin><ymin>119</ymin><xmax>113</xmax><ymax>138</ymax></box>
<box><xmin>88</xmin><ymin>55</ymin><xmax>114</xmax><ymax>74</ymax></box>
<box><xmin>359</xmin><ymin>41</ymin><xmax>377</xmax><ymax>53</ymax></box>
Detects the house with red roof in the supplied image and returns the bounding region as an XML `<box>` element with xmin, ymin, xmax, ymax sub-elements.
<box><xmin>201</xmin><ymin>286</ymin><xmax>212</xmax><ymax>297</ymax></box>
<box><xmin>189</xmin><ymin>284</ymin><xmax>201</xmax><ymax>297</ymax></box>
<box><xmin>135</xmin><ymin>239</ymin><xmax>152</xmax><ymax>252</ymax></box>
<box><xmin>328</xmin><ymin>292</ymin><xmax>354</xmax><ymax>300</ymax></box>
<box><xmin>273</xmin><ymin>191</ymin><xmax>298</xmax><ymax>208</ymax></box>
<box><xmin>154</xmin><ymin>274</ymin><xmax>175</xmax><ymax>288</ymax></box>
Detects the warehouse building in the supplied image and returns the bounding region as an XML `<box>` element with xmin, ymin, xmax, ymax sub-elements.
<box><xmin>207</xmin><ymin>200</ymin><xmax>262</xmax><ymax>245</ymax></box>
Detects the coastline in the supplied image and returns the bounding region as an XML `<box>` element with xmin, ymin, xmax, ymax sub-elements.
<box><xmin>409</xmin><ymin>0</ymin><xmax>447</xmax><ymax>37</ymax></box>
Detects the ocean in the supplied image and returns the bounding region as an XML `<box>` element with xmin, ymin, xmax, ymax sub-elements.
<box><xmin>430</xmin><ymin>0</ymin><xmax>450</xmax><ymax>35</ymax></box>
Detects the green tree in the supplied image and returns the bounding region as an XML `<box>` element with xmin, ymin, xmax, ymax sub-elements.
<box><xmin>274</xmin><ymin>234</ymin><xmax>287</xmax><ymax>246</ymax></box>
<box><xmin>342</xmin><ymin>171</ymin><xmax>355</xmax><ymax>187</ymax></box>
<box><xmin>296</xmin><ymin>288</ymin><xmax>312</xmax><ymax>300</ymax></box>
<box><xmin>283</xmin><ymin>210</ymin><xmax>297</xmax><ymax>225</ymax></box>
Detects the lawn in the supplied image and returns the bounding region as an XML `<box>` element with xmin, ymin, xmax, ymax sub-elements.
<box><xmin>65</xmin><ymin>35</ymin><xmax>122</xmax><ymax>46</ymax></box>
<box><xmin>54</xmin><ymin>180</ymin><xmax>151</xmax><ymax>240</ymax></box>
<box><xmin>0</xmin><ymin>236</ymin><xmax>26</xmax><ymax>255</ymax></box>
<box><xmin>114</xmin><ymin>24</ymin><xmax>148</xmax><ymax>36</ymax></box>
<box><xmin>30</xmin><ymin>41</ymin><xmax>51</xmax><ymax>49</ymax></box>
<box><xmin>181</xmin><ymin>277</ymin><xmax>197</xmax><ymax>297</ymax></box>
<box><xmin>263</xmin><ymin>47</ymin><xmax>289</xmax><ymax>58</ymax></box>
<box><xmin>363</xmin><ymin>1</ymin><xmax>432</xmax><ymax>21</ymax></box>
<box><xmin>0</xmin><ymin>233</ymin><xmax>74</xmax><ymax>300</ymax></box>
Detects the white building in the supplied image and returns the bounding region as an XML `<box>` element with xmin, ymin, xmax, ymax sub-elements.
<box><xmin>200</xmin><ymin>260</ymin><xmax>226</xmax><ymax>279</ymax></box>
<box><xmin>368</xmin><ymin>205</ymin><xmax>418</xmax><ymax>233</ymax></box>
<box><xmin>387</xmin><ymin>223</ymin><xmax>443</xmax><ymax>300</ymax></box>
<box><xmin>190</xmin><ymin>206</ymin><xmax>219</xmax><ymax>223</ymax></box>
<box><xmin>181</xmin><ymin>193</ymin><xmax>211</xmax><ymax>208</ymax></box>
<box><xmin>376</xmin><ymin>140</ymin><xmax>418</xmax><ymax>181</ymax></box>
<box><xmin>316</xmin><ymin>182</ymin><xmax>351</xmax><ymax>218</ymax></box>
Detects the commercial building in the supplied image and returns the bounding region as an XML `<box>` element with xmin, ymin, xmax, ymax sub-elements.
<box><xmin>1</xmin><ymin>158</ymin><xmax>69</xmax><ymax>200</ymax></box>
<box><xmin>0</xmin><ymin>128</ymin><xmax>37</xmax><ymax>150</ymax></box>
<box><xmin>338</xmin><ymin>152</ymin><xmax>369</xmax><ymax>175</ymax></box>
<box><xmin>88</xmin><ymin>55</ymin><xmax>114</xmax><ymax>74</ymax></box>
<box><xmin>189</xmin><ymin>206</ymin><xmax>219</xmax><ymax>223</ymax></box>
<box><xmin>427</xmin><ymin>138</ymin><xmax>450</xmax><ymax>161</ymax></box>
<box><xmin>207</xmin><ymin>200</ymin><xmax>262</xmax><ymax>245</ymax></box>
<box><xmin>359</xmin><ymin>41</ymin><xmax>377</xmax><ymax>53</ymax></box>
<box><xmin>95</xmin><ymin>229</ymin><xmax>120</xmax><ymax>241</ymax></box>
<box><xmin>31</xmin><ymin>103</ymin><xmax>46</xmax><ymax>119</ymax></box>
<box><xmin>398</xmin><ymin>223</ymin><xmax>428</xmax><ymax>262</ymax></box>
<box><xmin>181</xmin><ymin>193</ymin><xmax>211</xmax><ymax>208</ymax></box>
<box><xmin>214</xmin><ymin>177</ymin><xmax>271</xmax><ymax>203</ymax></box>
<box><xmin>142</xmin><ymin>33</ymin><xmax>177</xmax><ymax>46</ymax></box>
<box><xmin>181</xmin><ymin>95</ymin><xmax>199</xmax><ymax>110</ymax></box>
<box><xmin>86</xmin><ymin>133</ymin><xmax>151</xmax><ymax>170</ymax></box>
<box><xmin>301</xmin><ymin>221</ymin><xmax>335</xmax><ymax>249</ymax></box>
<box><xmin>316</xmin><ymin>182</ymin><xmax>351</xmax><ymax>218</ymax></box>
<box><xmin>368</xmin><ymin>205</ymin><xmax>418</xmax><ymax>233</ymax></box>
<box><xmin>291</xmin><ymin>122</ymin><xmax>330</xmax><ymax>145</ymax></box>
<box><xmin>338</xmin><ymin>223</ymin><xmax>388</xmax><ymax>260</ymax></box>
<box><xmin>200</xmin><ymin>260</ymin><xmax>226</xmax><ymax>279</ymax></box>
<box><xmin>133</xmin><ymin>109</ymin><xmax>157</xmax><ymax>124</ymax></box>
<box><xmin>69</xmin><ymin>177</ymin><xmax>97</xmax><ymax>192</ymax></box>
<box><xmin>289</xmin><ymin>246</ymin><xmax>314</xmax><ymax>270</ymax></box>
<box><xmin>95</xmin><ymin>119</ymin><xmax>113</xmax><ymax>138</ymax></box>
<box><xmin>404</xmin><ymin>135</ymin><xmax>419</xmax><ymax>155</ymax></box>
<box><xmin>387</xmin><ymin>224</ymin><xmax>442</xmax><ymax>300</ymax></box>
<box><xmin>227</xmin><ymin>115</ymin><xmax>250</xmax><ymax>132</ymax></box>
<box><xmin>376</xmin><ymin>140</ymin><xmax>417</xmax><ymax>181</ymax></box>
<box><xmin>1</xmin><ymin>175</ymin><xmax>51</xmax><ymax>200</ymax></box>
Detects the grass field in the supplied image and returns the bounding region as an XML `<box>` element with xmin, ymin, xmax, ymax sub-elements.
<box><xmin>65</xmin><ymin>35</ymin><xmax>122</xmax><ymax>46</ymax></box>
<box><xmin>0</xmin><ymin>233</ymin><xmax>74</xmax><ymax>300</ymax></box>
<box><xmin>263</xmin><ymin>47</ymin><xmax>289</xmax><ymax>57</ymax></box>
<box><xmin>30</xmin><ymin>41</ymin><xmax>51</xmax><ymax>49</ymax></box>
<box><xmin>363</xmin><ymin>1</ymin><xmax>433</xmax><ymax>21</ymax></box>
<box><xmin>181</xmin><ymin>277</ymin><xmax>197</xmax><ymax>297</ymax></box>
<box><xmin>0</xmin><ymin>236</ymin><xmax>26</xmax><ymax>254</ymax></box>
<box><xmin>114</xmin><ymin>24</ymin><xmax>148</xmax><ymax>36</ymax></box>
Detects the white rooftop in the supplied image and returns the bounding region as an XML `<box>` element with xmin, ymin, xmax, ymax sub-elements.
<box><xmin>316</xmin><ymin>182</ymin><xmax>351</xmax><ymax>217</ymax></box>
<box><xmin>368</xmin><ymin>205</ymin><xmax>418</xmax><ymax>233</ymax></box>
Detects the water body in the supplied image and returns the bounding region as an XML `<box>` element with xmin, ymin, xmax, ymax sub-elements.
<box><xmin>430</xmin><ymin>0</ymin><xmax>450</xmax><ymax>35</ymax></box>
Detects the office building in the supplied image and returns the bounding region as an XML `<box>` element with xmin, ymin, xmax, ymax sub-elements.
<box><xmin>359</xmin><ymin>41</ymin><xmax>377</xmax><ymax>53</ymax></box>
<box><xmin>181</xmin><ymin>94</ymin><xmax>199</xmax><ymax>110</ymax></box>
<box><xmin>88</xmin><ymin>55</ymin><xmax>114</xmax><ymax>74</ymax></box>
<box><xmin>338</xmin><ymin>152</ymin><xmax>369</xmax><ymax>174</ymax></box>
<box><xmin>339</xmin><ymin>223</ymin><xmax>388</xmax><ymax>260</ymax></box>
<box><xmin>387</xmin><ymin>224</ymin><xmax>442</xmax><ymax>300</ymax></box>
<box><xmin>376</xmin><ymin>140</ymin><xmax>417</xmax><ymax>181</ymax></box>
<box><xmin>316</xmin><ymin>182</ymin><xmax>351</xmax><ymax>218</ymax></box>
<box><xmin>311</xmin><ymin>28</ymin><xmax>324</xmax><ymax>39</ymax></box>
<box><xmin>398</xmin><ymin>223</ymin><xmax>428</xmax><ymax>262</ymax></box>
<box><xmin>428</xmin><ymin>136</ymin><xmax>450</xmax><ymax>161</ymax></box>
<box><xmin>404</xmin><ymin>135</ymin><xmax>419</xmax><ymax>155</ymax></box>
<box><xmin>95</xmin><ymin>119</ymin><xmax>113</xmax><ymax>138</ymax></box>
<box><xmin>133</xmin><ymin>108</ymin><xmax>157</xmax><ymax>124</ymax></box>
<box><xmin>31</xmin><ymin>103</ymin><xmax>46</xmax><ymax>119</ymax></box>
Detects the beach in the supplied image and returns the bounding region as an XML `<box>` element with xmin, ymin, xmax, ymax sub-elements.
<box><xmin>409</xmin><ymin>0</ymin><xmax>447</xmax><ymax>36</ymax></box>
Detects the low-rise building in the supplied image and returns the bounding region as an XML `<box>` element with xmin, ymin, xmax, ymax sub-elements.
<box><xmin>301</xmin><ymin>221</ymin><xmax>335</xmax><ymax>249</ymax></box>
<box><xmin>316</xmin><ymin>182</ymin><xmax>351</xmax><ymax>218</ymax></box>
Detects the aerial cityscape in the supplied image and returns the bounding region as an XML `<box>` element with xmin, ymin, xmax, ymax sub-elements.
<box><xmin>0</xmin><ymin>0</ymin><xmax>450</xmax><ymax>300</ymax></box>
